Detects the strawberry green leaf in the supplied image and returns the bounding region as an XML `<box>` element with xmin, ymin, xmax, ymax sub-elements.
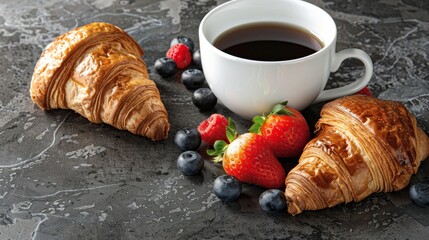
<box><xmin>272</xmin><ymin>104</ymin><xmax>285</xmax><ymax>115</ymax></box>
<box><xmin>228</xmin><ymin>117</ymin><xmax>236</xmax><ymax>131</ymax></box>
<box><xmin>253</xmin><ymin>115</ymin><xmax>264</xmax><ymax>124</ymax></box>
<box><xmin>207</xmin><ymin>140</ymin><xmax>228</xmax><ymax>163</ymax></box>
<box><xmin>248</xmin><ymin>122</ymin><xmax>262</xmax><ymax>134</ymax></box>
<box><xmin>207</xmin><ymin>148</ymin><xmax>218</xmax><ymax>156</ymax></box>
<box><xmin>226</xmin><ymin>127</ymin><xmax>235</xmax><ymax>143</ymax></box>
<box><xmin>226</xmin><ymin>117</ymin><xmax>237</xmax><ymax>143</ymax></box>
<box><xmin>249</xmin><ymin>115</ymin><xmax>265</xmax><ymax>134</ymax></box>
<box><xmin>277</xmin><ymin>108</ymin><xmax>293</xmax><ymax>116</ymax></box>
<box><xmin>271</xmin><ymin>101</ymin><xmax>293</xmax><ymax>116</ymax></box>
<box><xmin>213</xmin><ymin>140</ymin><xmax>228</xmax><ymax>152</ymax></box>
<box><xmin>207</xmin><ymin>140</ymin><xmax>229</xmax><ymax>158</ymax></box>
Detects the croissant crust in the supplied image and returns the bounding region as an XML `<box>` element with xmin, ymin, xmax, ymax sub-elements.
<box><xmin>285</xmin><ymin>95</ymin><xmax>429</xmax><ymax>215</ymax></box>
<box><xmin>30</xmin><ymin>22</ymin><xmax>169</xmax><ymax>141</ymax></box>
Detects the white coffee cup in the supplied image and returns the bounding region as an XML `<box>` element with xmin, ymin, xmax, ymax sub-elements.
<box><xmin>199</xmin><ymin>0</ymin><xmax>373</xmax><ymax>118</ymax></box>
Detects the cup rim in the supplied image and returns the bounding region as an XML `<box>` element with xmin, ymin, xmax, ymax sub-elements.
<box><xmin>199</xmin><ymin>0</ymin><xmax>337</xmax><ymax>64</ymax></box>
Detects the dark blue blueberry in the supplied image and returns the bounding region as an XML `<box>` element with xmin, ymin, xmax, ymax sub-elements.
<box><xmin>154</xmin><ymin>57</ymin><xmax>176</xmax><ymax>77</ymax></box>
<box><xmin>181</xmin><ymin>69</ymin><xmax>205</xmax><ymax>89</ymax></box>
<box><xmin>170</xmin><ymin>36</ymin><xmax>195</xmax><ymax>52</ymax></box>
<box><xmin>193</xmin><ymin>49</ymin><xmax>201</xmax><ymax>67</ymax></box>
<box><xmin>213</xmin><ymin>175</ymin><xmax>242</xmax><ymax>202</ymax></box>
<box><xmin>259</xmin><ymin>189</ymin><xmax>286</xmax><ymax>213</ymax></box>
<box><xmin>192</xmin><ymin>88</ymin><xmax>217</xmax><ymax>111</ymax></box>
<box><xmin>409</xmin><ymin>181</ymin><xmax>429</xmax><ymax>207</ymax></box>
<box><xmin>174</xmin><ymin>128</ymin><xmax>201</xmax><ymax>151</ymax></box>
<box><xmin>177</xmin><ymin>151</ymin><xmax>204</xmax><ymax>176</ymax></box>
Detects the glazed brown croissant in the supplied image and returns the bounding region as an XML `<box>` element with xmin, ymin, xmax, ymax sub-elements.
<box><xmin>285</xmin><ymin>95</ymin><xmax>429</xmax><ymax>215</ymax></box>
<box><xmin>30</xmin><ymin>22</ymin><xmax>169</xmax><ymax>141</ymax></box>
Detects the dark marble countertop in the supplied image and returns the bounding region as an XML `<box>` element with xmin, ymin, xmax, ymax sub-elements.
<box><xmin>1</xmin><ymin>0</ymin><xmax>428</xmax><ymax>239</ymax></box>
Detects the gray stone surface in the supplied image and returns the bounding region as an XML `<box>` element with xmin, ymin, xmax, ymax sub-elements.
<box><xmin>0</xmin><ymin>0</ymin><xmax>428</xmax><ymax>239</ymax></box>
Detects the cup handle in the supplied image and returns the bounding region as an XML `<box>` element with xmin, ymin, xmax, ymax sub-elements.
<box><xmin>314</xmin><ymin>48</ymin><xmax>373</xmax><ymax>103</ymax></box>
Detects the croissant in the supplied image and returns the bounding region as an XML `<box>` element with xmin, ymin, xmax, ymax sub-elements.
<box><xmin>285</xmin><ymin>95</ymin><xmax>429</xmax><ymax>215</ymax></box>
<box><xmin>30</xmin><ymin>22</ymin><xmax>169</xmax><ymax>141</ymax></box>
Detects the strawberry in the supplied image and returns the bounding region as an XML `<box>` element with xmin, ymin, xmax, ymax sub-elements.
<box><xmin>166</xmin><ymin>43</ymin><xmax>192</xmax><ymax>69</ymax></box>
<box><xmin>355</xmin><ymin>86</ymin><xmax>372</xmax><ymax>96</ymax></box>
<box><xmin>197</xmin><ymin>114</ymin><xmax>229</xmax><ymax>146</ymax></box>
<box><xmin>249</xmin><ymin>101</ymin><xmax>310</xmax><ymax>158</ymax></box>
<box><xmin>208</xmin><ymin>119</ymin><xmax>286</xmax><ymax>189</ymax></box>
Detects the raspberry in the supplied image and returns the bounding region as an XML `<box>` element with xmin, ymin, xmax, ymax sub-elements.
<box><xmin>166</xmin><ymin>43</ymin><xmax>192</xmax><ymax>69</ymax></box>
<box><xmin>356</xmin><ymin>86</ymin><xmax>372</xmax><ymax>96</ymax></box>
<box><xmin>197</xmin><ymin>114</ymin><xmax>229</xmax><ymax>146</ymax></box>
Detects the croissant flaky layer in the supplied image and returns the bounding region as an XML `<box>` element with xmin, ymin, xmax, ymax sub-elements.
<box><xmin>30</xmin><ymin>22</ymin><xmax>169</xmax><ymax>141</ymax></box>
<box><xmin>285</xmin><ymin>95</ymin><xmax>429</xmax><ymax>215</ymax></box>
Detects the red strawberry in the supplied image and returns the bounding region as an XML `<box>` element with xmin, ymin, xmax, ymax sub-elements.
<box><xmin>166</xmin><ymin>43</ymin><xmax>191</xmax><ymax>69</ymax></box>
<box><xmin>197</xmin><ymin>114</ymin><xmax>229</xmax><ymax>146</ymax></box>
<box><xmin>249</xmin><ymin>101</ymin><xmax>310</xmax><ymax>158</ymax></box>
<box><xmin>208</xmin><ymin>119</ymin><xmax>286</xmax><ymax>189</ymax></box>
<box><xmin>355</xmin><ymin>86</ymin><xmax>372</xmax><ymax>96</ymax></box>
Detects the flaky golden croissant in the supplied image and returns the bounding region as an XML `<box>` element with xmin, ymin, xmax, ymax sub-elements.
<box><xmin>30</xmin><ymin>22</ymin><xmax>169</xmax><ymax>140</ymax></box>
<box><xmin>285</xmin><ymin>95</ymin><xmax>429</xmax><ymax>215</ymax></box>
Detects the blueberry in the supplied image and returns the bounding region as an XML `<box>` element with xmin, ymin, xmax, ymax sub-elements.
<box><xmin>154</xmin><ymin>57</ymin><xmax>176</xmax><ymax>77</ymax></box>
<box><xmin>409</xmin><ymin>181</ymin><xmax>429</xmax><ymax>207</ymax></box>
<box><xmin>192</xmin><ymin>88</ymin><xmax>217</xmax><ymax>111</ymax></box>
<box><xmin>213</xmin><ymin>175</ymin><xmax>242</xmax><ymax>202</ymax></box>
<box><xmin>259</xmin><ymin>189</ymin><xmax>286</xmax><ymax>213</ymax></box>
<box><xmin>181</xmin><ymin>69</ymin><xmax>205</xmax><ymax>89</ymax></box>
<box><xmin>177</xmin><ymin>151</ymin><xmax>204</xmax><ymax>176</ymax></box>
<box><xmin>174</xmin><ymin>128</ymin><xmax>201</xmax><ymax>151</ymax></box>
<box><xmin>171</xmin><ymin>36</ymin><xmax>195</xmax><ymax>52</ymax></box>
<box><xmin>193</xmin><ymin>49</ymin><xmax>201</xmax><ymax>67</ymax></box>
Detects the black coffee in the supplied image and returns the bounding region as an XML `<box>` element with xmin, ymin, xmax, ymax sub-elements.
<box><xmin>213</xmin><ymin>22</ymin><xmax>324</xmax><ymax>61</ymax></box>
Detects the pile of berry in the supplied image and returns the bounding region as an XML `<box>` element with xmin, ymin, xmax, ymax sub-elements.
<box><xmin>173</xmin><ymin>101</ymin><xmax>311</xmax><ymax>213</ymax></box>
<box><xmin>154</xmin><ymin>36</ymin><xmax>217</xmax><ymax>112</ymax></box>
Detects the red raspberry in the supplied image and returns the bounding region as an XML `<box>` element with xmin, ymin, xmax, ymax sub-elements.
<box><xmin>197</xmin><ymin>114</ymin><xmax>229</xmax><ymax>146</ymax></box>
<box><xmin>355</xmin><ymin>86</ymin><xmax>372</xmax><ymax>96</ymax></box>
<box><xmin>166</xmin><ymin>43</ymin><xmax>191</xmax><ymax>69</ymax></box>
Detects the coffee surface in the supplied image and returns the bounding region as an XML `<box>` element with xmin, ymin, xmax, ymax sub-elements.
<box><xmin>214</xmin><ymin>22</ymin><xmax>323</xmax><ymax>61</ymax></box>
